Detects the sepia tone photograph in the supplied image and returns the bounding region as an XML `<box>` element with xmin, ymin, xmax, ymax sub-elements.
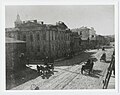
<box><xmin>5</xmin><ymin>5</ymin><xmax>115</xmax><ymax>90</ymax></box>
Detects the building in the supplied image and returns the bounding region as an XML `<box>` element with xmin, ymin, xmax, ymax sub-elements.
<box><xmin>96</xmin><ymin>35</ymin><xmax>110</xmax><ymax>48</ymax></box>
<box><xmin>6</xmin><ymin>37</ymin><xmax>26</xmax><ymax>71</ymax></box>
<box><xmin>71</xmin><ymin>26</ymin><xmax>97</xmax><ymax>49</ymax></box>
<box><xmin>6</xmin><ymin>14</ymin><xmax>71</xmax><ymax>60</ymax></box>
<box><xmin>6</xmin><ymin>37</ymin><xmax>26</xmax><ymax>89</ymax></box>
<box><xmin>70</xmin><ymin>32</ymin><xmax>82</xmax><ymax>55</ymax></box>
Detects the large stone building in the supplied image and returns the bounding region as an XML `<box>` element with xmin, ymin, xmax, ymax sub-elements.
<box><xmin>6</xmin><ymin>37</ymin><xmax>26</xmax><ymax>89</ymax></box>
<box><xmin>6</xmin><ymin>14</ymin><xmax>71</xmax><ymax>60</ymax></box>
<box><xmin>6</xmin><ymin>37</ymin><xmax>26</xmax><ymax>71</ymax></box>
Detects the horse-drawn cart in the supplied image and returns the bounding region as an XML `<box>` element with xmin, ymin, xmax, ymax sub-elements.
<box><xmin>36</xmin><ymin>57</ymin><xmax>54</xmax><ymax>76</ymax></box>
<box><xmin>81</xmin><ymin>59</ymin><xmax>94</xmax><ymax>75</ymax></box>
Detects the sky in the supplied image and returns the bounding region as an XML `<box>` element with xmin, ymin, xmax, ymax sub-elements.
<box><xmin>5</xmin><ymin>5</ymin><xmax>114</xmax><ymax>35</ymax></box>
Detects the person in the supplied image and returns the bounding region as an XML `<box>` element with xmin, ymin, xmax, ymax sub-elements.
<box><xmin>112</xmin><ymin>53</ymin><xmax>115</xmax><ymax>75</ymax></box>
<box><xmin>19</xmin><ymin>53</ymin><xmax>26</xmax><ymax>69</ymax></box>
<box><xmin>100</xmin><ymin>53</ymin><xmax>106</xmax><ymax>62</ymax></box>
<box><xmin>36</xmin><ymin>65</ymin><xmax>40</xmax><ymax>73</ymax></box>
<box><xmin>88</xmin><ymin>60</ymin><xmax>94</xmax><ymax>74</ymax></box>
<box><xmin>86</xmin><ymin>59</ymin><xmax>91</xmax><ymax>66</ymax></box>
<box><xmin>44</xmin><ymin>56</ymin><xmax>49</xmax><ymax>66</ymax></box>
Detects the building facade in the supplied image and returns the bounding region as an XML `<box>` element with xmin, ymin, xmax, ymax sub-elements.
<box><xmin>6</xmin><ymin>14</ymin><xmax>71</xmax><ymax>60</ymax></box>
<box><xmin>6</xmin><ymin>37</ymin><xmax>26</xmax><ymax>89</ymax></box>
<box><xmin>71</xmin><ymin>26</ymin><xmax>97</xmax><ymax>49</ymax></box>
<box><xmin>70</xmin><ymin>32</ymin><xmax>82</xmax><ymax>55</ymax></box>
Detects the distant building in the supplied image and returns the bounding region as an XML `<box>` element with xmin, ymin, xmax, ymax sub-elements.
<box><xmin>89</xmin><ymin>27</ymin><xmax>96</xmax><ymax>40</ymax></box>
<box><xmin>71</xmin><ymin>26</ymin><xmax>97</xmax><ymax>49</ymax></box>
<box><xmin>6</xmin><ymin>14</ymin><xmax>71</xmax><ymax>60</ymax></box>
<box><xmin>96</xmin><ymin>35</ymin><xmax>106</xmax><ymax>46</ymax></box>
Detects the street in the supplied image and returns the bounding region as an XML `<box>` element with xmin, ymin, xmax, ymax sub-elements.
<box><xmin>12</xmin><ymin>48</ymin><xmax>114</xmax><ymax>90</ymax></box>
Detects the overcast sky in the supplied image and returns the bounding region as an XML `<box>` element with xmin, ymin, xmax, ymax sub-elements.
<box><xmin>5</xmin><ymin>5</ymin><xmax>114</xmax><ymax>35</ymax></box>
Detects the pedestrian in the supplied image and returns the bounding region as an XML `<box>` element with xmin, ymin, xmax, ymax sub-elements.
<box><xmin>26</xmin><ymin>57</ymin><xmax>29</xmax><ymax>65</ymax></box>
<box><xmin>44</xmin><ymin>56</ymin><xmax>49</xmax><ymax>66</ymax></box>
<box><xmin>19</xmin><ymin>53</ymin><xmax>26</xmax><ymax>69</ymax></box>
<box><xmin>112</xmin><ymin>54</ymin><xmax>115</xmax><ymax>75</ymax></box>
<box><xmin>36</xmin><ymin>65</ymin><xmax>40</xmax><ymax>73</ymax></box>
<box><xmin>86</xmin><ymin>59</ymin><xmax>91</xmax><ymax>66</ymax></box>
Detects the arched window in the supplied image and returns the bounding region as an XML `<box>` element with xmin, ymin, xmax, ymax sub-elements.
<box><xmin>30</xmin><ymin>34</ymin><xmax>33</xmax><ymax>42</ymax></box>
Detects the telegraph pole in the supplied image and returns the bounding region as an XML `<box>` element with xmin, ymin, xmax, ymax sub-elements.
<box><xmin>48</xmin><ymin>29</ymin><xmax>51</xmax><ymax>61</ymax></box>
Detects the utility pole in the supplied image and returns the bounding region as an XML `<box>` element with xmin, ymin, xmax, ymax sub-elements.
<box><xmin>48</xmin><ymin>29</ymin><xmax>51</xmax><ymax>62</ymax></box>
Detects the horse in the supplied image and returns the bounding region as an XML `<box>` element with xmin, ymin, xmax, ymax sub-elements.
<box><xmin>47</xmin><ymin>63</ymin><xmax>54</xmax><ymax>73</ymax></box>
<box><xmin>36</xmin><ymin>65</ymin><xmax>46</xmax><ymax>75</ymax></box>
<box><xmin>44</xmin><ymin>63</ymin><xmax>54</xmax><ymax>74</ymax></box>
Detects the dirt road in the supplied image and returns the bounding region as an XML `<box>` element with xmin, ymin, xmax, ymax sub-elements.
<box><xmin>12</xmin><ymin>48</ymin><xmax>114</xmax><ymax>90</ymax></box>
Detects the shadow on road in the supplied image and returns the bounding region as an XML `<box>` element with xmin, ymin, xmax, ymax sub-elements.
<box><xmin>56</xmin><ymin>67</ymin><xmax>80</xmax><ymax>74</ymax></box>
<box><xmin>85</xmin><ymin>70</ymin><xmax>102</xmax><ymax>78</ymax></box>
<box><xmin>83</xmin><ymin>69</ymin><xmax>102</xmax><ymax>78</ymax></box>
<box><xmin>105</xmin><ymin>61</ymin><xmax>111</xmax><ymax>63</ymax></box>
<box><xmin>54</xmin><ymin>51</ymin><xmax>98</xmax><ymax>67</ymax></box>
<box><xmin>7</xmin><ymin>67</ymin><xmax>39</xmax><ymax>90</ymax></box>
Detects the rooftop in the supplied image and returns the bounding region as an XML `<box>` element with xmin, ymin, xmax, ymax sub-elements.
<box><xmin>6</xmin><ymin>37</ymin><xmax>25</xmax><ymax>44</ymax></box>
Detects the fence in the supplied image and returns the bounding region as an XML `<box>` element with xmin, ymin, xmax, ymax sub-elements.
<box><xmin>103</xmin><ymin>53</ymin><xmax>115</xmax><ymax>89</ymax></box>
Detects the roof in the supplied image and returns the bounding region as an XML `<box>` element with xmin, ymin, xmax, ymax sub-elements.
<box><xmin>5</xmin><ymin>28</ymin><xmax>19</xmax><ymax>32</ymax></box>
<box><xmin>6</xmin><ymin>37</ymin><xmax>26</xmax><ymax>44</ymax></box>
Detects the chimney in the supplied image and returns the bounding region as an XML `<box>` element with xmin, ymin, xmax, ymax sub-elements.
<box><xmin>41</xmin><ymin>21</ymin><xmax>44</xmax><ymax>25</ymax></box>
<box><xmin>34</xmin><ymin>20</ymin><xmax>37</xmax><ymax>23</ymax></box>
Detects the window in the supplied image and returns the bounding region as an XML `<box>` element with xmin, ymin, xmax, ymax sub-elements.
<box><xmin>17</xmin><ymin>34</ymin><xmax>20</xmax><ymax>40</ymax></box>
<box><xmin>43</xmin><ymin>45</ymin><xmax>46</xmax><ymax>52</ymax></box>
<box><xmin>68</xmin><ymin>35</ymin><xmax>70</xmax><ymax>40</ymax></box>
<box><xmin>43</xmin><ymin>32</ymin><xmax>46</xmax><ymax>40</ymax></box>
<box><xmin>37</xmin><ymin>33</ymin><xmax>40</xmax><ymax>41</ymax></box>
<box><xmin>37</xmin><ymin>45</ymin><xmax>40</xmax><ymax>52</ymax></box>
<box><xmin>80</xmin><ymin>31</ymin><xmax>82</xmax><ymax>35</ymax></box>
<box><xmin>31</xmin><ymin>45</ymin><xmax>33</xmax><ymax>51</ymax></box>
<box><xmin>30</xmin><ymin>34</ymin><xmax>33</xmax><ymax>42</ymax></box>
<box><xmin>55</xmin><ymin>32</ymin><xmax>57</xmax><ymax>40</ymax></box>
<box><xmin>52</xmin><ymin>31</ymin><xmax>54</xmax><ymax>40</ymax></box>
<box><xmin>23</xmin><ymin>34</ymin><xmax>26</xmax><ymax>41</ymax></box>
<box><xmin>67</xmin><ymin>34</ymin><xmax>68</xmax><ymax>40</ymax></box>
<box><xmin>61</xmin><ymin>33</ymin><xmax>63</xmax><ymax>40</ymax></box>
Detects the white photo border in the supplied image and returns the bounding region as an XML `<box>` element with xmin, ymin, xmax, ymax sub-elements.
<box><xmin>0</xmin><ymin>0</ymin><xmax>119</xmax><ymax>95</ymax></box>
